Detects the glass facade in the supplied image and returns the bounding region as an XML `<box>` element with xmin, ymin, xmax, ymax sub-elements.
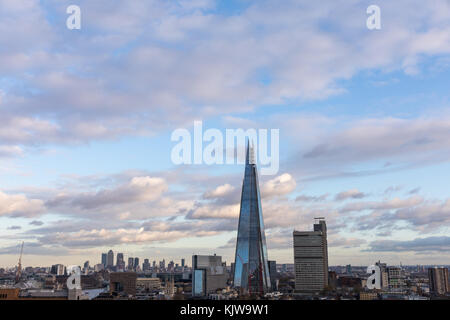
<box><xmin>233</xmin><ymin>144</ymin><xmax>271</xmax><ymax>295</ymax></box>
<box><xmin>193</xmin><ymin>269</ymin><xmax>205</xmax><ymax>296</ymax></box>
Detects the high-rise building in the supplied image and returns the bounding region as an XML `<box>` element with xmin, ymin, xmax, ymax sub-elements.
<box><xmin>293</xmin><ymin>218</ymin><xmax>329</xmax><ymax>294</ymax></box>
<box><xmin>181</xmin><ymin>258</ymin><xmax>185</xmax><ymax>267</ymax></box>
<box><xmin>101</xmin><ymin>253</ymin><xmax>107</xmax><ymax>267</ymax></box>
<box><xmin>233</xmin><ymin>143</ymin><xmax>271</xmax><ymax>295</ymax></box>
<box><xmin>128</xmin><ymin>257</ymin><xmax>134</xmax><ymax>270</ymax></box>
<box><xmin>83</xmin><ymin>261</ymin><xmax>89</xmax><ymax>275</ymax></box>
<box><xmin>268</xmin><ymin>260</ymin><xmax>278</xmax><ymax>291</ymax></box>
<box><xmin>116</xmin><ymin>253</ymin><xmax>125</xmax><ymax>271</ymax></box>
<box><xmin>107</xmin><ymin>250</ymin><xmax>114</xmax><ymax>268</ymax></box>
<box><xmin>192</xmin><ymin>255</ymin><xmax>227</xmax><ymax>297</ymax></box>
<box><xmin>428</xmin><ymin>267</ymin><xmax>449</xmax><ymax>295</ymax></box>
<box><xmin>143</xmin><ymin>259</ymin><xmax>151</xmax><ymax>272</ymax></box>
<box><xmin>134</xmin><ymin>258</ymin><xmax>140</xmax><ymax>271</ymax></box>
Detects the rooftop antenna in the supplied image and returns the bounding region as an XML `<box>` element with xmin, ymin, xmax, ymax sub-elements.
<box><xmin>15</xmin><ymin>241</ymin><xmax>24</xmax><ymax>283</ymax></box>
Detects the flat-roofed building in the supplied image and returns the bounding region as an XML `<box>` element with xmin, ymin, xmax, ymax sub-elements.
<box><xmin>192</xmin><ymin>254</ymin><xmax>227</xmax><ymax>297</ymax></box>
<box><xmin>293</xmin><ymin>218</ymin><xmax>329</xmax><ymax>294</ymax></box>
<box><xmin>136</xmin><ymin>278</ymin><xmax>161</xmax><ymax>291</ymax></box>
<box><xmin>428</xmin><ymin>267</ymin><xmax>449</xmax><ymax>295</ymax></box>
<box><xmin>110</xmin><ymin>272</ymin><xmax>137</xmax><ymax>297</ymax></box>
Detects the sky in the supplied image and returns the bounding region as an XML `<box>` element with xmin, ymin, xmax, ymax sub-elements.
<box><xmin>1</xmin><ymin>0</ymin><xmax>450</xmax><ymax>268</ymax></box>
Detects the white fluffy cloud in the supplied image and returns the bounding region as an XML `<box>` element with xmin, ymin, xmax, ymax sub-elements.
<box><xmin>261</xmin><ymin>173</ymin><xmax>297</xmax><ymax>198</ymax></box>
<box><xmin>0</xmin><ymin>191</ymin><xmax>45</xmax><ymax>217</ymax></box>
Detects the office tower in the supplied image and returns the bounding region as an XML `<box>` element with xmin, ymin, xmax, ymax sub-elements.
<box><xmin>293</xmin><ymin>218</ymin><xmax>329</xmax><ymax>294</ymax></box>
<box><xmin>233</xmin><ymin>143</ymin><xmax>271</xmax><ymax>295</ymax></box>
<box><xmin>192</xmin><ymin>255</ymin><xmax>227</xmax><ymax>297</ymax></box>
<box><xmin>116</xmin><ymin>253</ymin><xmax>125</xmax><ymax>271</ymax></box>
<box><xmin>143</xmin><ymin>259</ymin><xmax>151</xmax><ymax>272</ymax></box>
<box><xmin>134</xmin><ymin>258</ymin><xmax>140</xmax><ymax>271</ymax></box>
<box><xmin>110</xmin><ymin>272</ymin><xmax>137</xmax><ymax>297</ymax></box>
<box><xmin>128</xmin><ymin>257</ymin><xmax>134</xmax><ymax>270</ymax></box>
<box><xmin>160</xmin><ymin>259</ymin><xmax>165</xmax><ymax>270</ymax></box>
<box><xmin>181</xmin><ymin>258</ymin><xmax>185</xmax><ymax>267</ymax></box>
<box><xmin>152</xmin><ymin>261</ymin><xmax>156</xmax><ymax>268</ymax></box>
<box><xmin>101</xmin><ymin>253</ymin><xmax>107</xmax><ymax>267</ymax></box>
<box><xmin>107</xmin><ymin>250</ymin><xmax>114</xmax><ymax>268</ymax></box>
<box><xmin>83</xmin><ymin>261</ymin><xmax>89</xmax><ymax>275</ymax></box>
<box><xmin>428</xmin><ymin>267</ymin><xmax>449</xmax><ymax>295</ymax></box>
<box><xmin>268</xmin><ymin>261</ymin><xmax>278</xmax><ymax>291</ymax></box>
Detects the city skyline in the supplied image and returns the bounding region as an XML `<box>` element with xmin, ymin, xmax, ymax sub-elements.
<box><xmin>1</xmin><ymin>0</ymin><xmax>450</xmax><ymax>268</ymax></box>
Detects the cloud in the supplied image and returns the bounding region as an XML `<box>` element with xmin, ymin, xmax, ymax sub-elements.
<box><xmin>188</xmin><ymin>204</ymin><xmax>240</xmax><ymax>220</ymax></box>
<box><xmin>368</xmin><ymin>236</ymin><xmax>450</xmax><ymax>253</ymax></box>
<box><xmin>0</xmin><ymin>146</ymin><xmax>23</xmax><ymax>158</ymax></box>
<box><xmin>335</xmin><ymin>189</ymin><xmax>367</xmax><ymax>201</ymax></box>
<box><xmin>29</xmin><ymin>220</ymin><xmax>44</xmax><ymax>226</ymax></box>
<box><xmin>329</xmin><ymin>237</ymin><xmax>367</xmax><ymax>248</ymax></box>
<box><xmin>261</xmin><ymin>173</ymin><xmax>296</xmax><ymax>198</ymax></box>
<box><xmin>1</xmin><ymin>0</ymin><xmax>450</xmax><ymax>155</ymax></box>
<box><xmin>7</xmin><ymin>225</ymin><xmax>21</xmax><ymax>230</ymax></box>
<box><xmin>203</xmin><ymin>184</ymin><xmax>235</xmax><ymax>199</ymax></box>
<box><xmin>46</xmin><ymin>176</ymin><xmax>168</xmax><ymax>210</ymax></box>
<box><xmin>341</xmin><ymin>196</ymin><xmax>424</xmax><ymax>213</ymax></box>
<box><xmin>296</xmin><ymin>194</ymin><xmax>329</xmax><ymax>202</ymax></box>
<box><xmin>0</xmin><ymin>191</ymin><xmax>46</xmax><ymax>218</ymax></box>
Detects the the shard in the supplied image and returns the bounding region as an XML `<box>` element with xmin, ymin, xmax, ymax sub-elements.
<box><xmin>233</xmin><ymin>142</ymin><xmax>271</xmax><ymax>295</ymax></box>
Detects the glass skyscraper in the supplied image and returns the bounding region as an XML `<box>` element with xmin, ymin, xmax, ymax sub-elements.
<box><xmin>233</xmin><ymin>143</ymin><xmax>271</xmax><ymax>295</ymax></box>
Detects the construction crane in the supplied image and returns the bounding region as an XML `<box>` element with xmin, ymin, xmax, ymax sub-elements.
<box><xmin>15</xmin><ymin>241</ymin><xmax>24</xmax><ymax>283</ymax></box>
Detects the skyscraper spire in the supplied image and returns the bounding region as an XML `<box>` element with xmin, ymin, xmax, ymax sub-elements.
<box><xmin>233</xmin><ymin>140</ymin><xmax>271</xmax><ymax>295</ymax></box>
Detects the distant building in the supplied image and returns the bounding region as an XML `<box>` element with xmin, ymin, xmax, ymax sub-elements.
<box><xmin>94</xmin><ymin>264</ymin><xmax>104</xmax><ymax>272</ymax></box>
<box><xmin>137</xmin><ymin>278</ymin><xmax>161</xmax><ymax>291</ymax></box>
<box><xmin>128</xmin><ymin>257</ymin><xmax>134</xmax><ymax>270</ymax></box>
<box><xmin>107</xmin><ymin>250</ymin><xmax>114</xmax><ymax>269</ymax></box>
<box><xmin>181</xmin><ymin>258</ymin><xmax>185</xmax><ymax>267</ymax></box>
<box><xmin>268</xmin><ymin>260</ymin><xmax>278</xmax><ymax>291</ymax></box>
<box><xmin>360</xmin><ymin>292</ymin><xmax>379</xmax><ymax>300</ymax></box>
<box><xmin>428</xmin><ymin>267</ymin><xmax>449</xmax><ymax>295</ymax></box>
<box><xmin>116</xmin><ymin>253</ymin><xmax>125</xmax><ymax>271</ymax></box>
<box><xmin>387</xmin><ymin>266</ymin><xmax>405</xmax><ymax>292</ymax></box>
<box><xmin>376</xmin><ymin>261</ymin><xmax>389</xmax><ymax>289</ymax></box>
<box><xmin>83</xmin><ymin>261</ymin><xmax>89</xmax><ymax>275</ymax></box>
<box><xmin>346</xmin><ymin>264</ymin><xmax>352</xmax><ymax>275</ymax></box>
<box><xmin>50</xmin><ymin>264</ymin><xmax>66</xmax><ymax>276</ymax></box>
<box><xmin>134</xmin><ymin>258</ymin><xmax>140</xmax><ymax>271</ymax></box>
<box><xmin>293</xmin><ymin>218</ymin><xmax>329</xmax><ymax>294</ymax></box>
<box><xmin>101</xmin><ymin>253</ymin><xmax>107</xmax><ymax>267</ymax></box>
<box><xmin>110</xmin><ymin>272</ymin><xmax>137</xmax><ymax>297</ymax></box>
<box><xmin>192</xmin><ymin>255</ymin><xmax>227</xmax><ymax>297</ymax></box>
<box><xmin>143</xmin><ymin>259</ymin><xmax>151</xmax><ymax>272</ymax></box>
